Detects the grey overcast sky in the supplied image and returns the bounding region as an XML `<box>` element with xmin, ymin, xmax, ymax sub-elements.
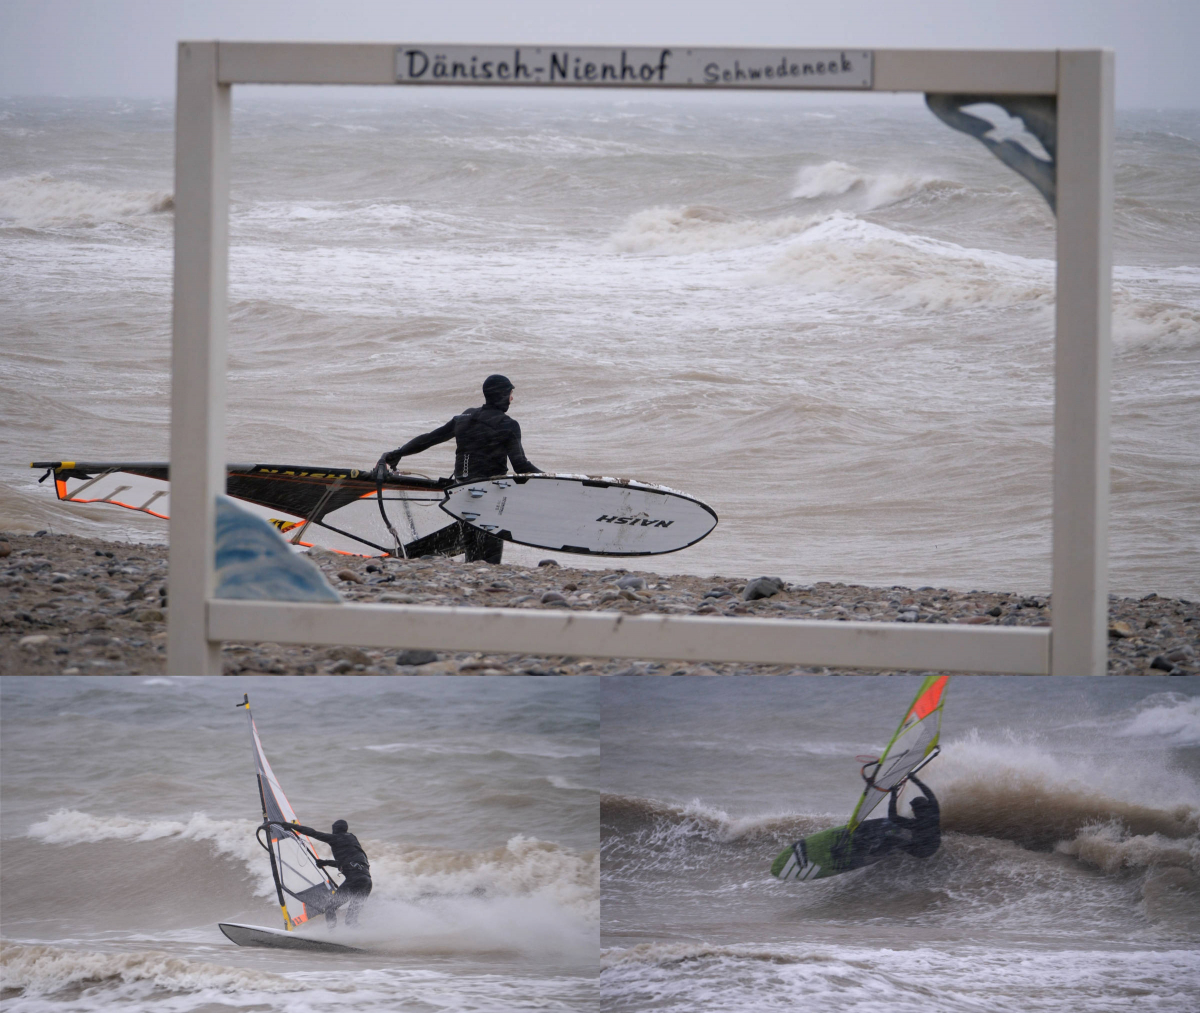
<box><xmin>0</xmin><ymin>0</ymin><xmax>1196</xmax><ymax>107</ymax></box>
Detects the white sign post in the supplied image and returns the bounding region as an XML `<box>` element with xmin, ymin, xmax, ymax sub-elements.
<box><xmin>170</xmin><ymin>44</ymin><xmax>1111</xmax><ymax>676</ymax></box>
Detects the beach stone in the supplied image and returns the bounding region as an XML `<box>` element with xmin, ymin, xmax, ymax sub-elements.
<box><xmin>395</xmin><ymin>649</ymin><xmax>438</xmax><ymax>666</ymax></box>
<box><xmin>703</xmin><ymin>588</ymin><xmax>731</xmax><ymax>599</ymax></box>
<box><xmin>336</xmin><ymin>569</ymin><xmax>364</xmax><ymax>584</ymax></box>
<box><xmin>19</xmin><ymin>634</ymin><xmax>49</xmax><ymax>647</ymax></box>
<box><xmin>132</xmin><ymin>609</ymin><xmax>165</xmax><ymax>623</ymax></box>
<box><xmin>617</xmin><ymin>576</ymin><xmax>646</xmax><ymax>591</ymax></box>
<box><xmin>1109</xmin><ymin>621</ymin><xmax>1134</xmax><ymax>639</ymax></box>
<box><xmin>1149</xmin><ymin>655</ymin><xmax>1175</xmax><ymax>672</ymax></box>
<box><xmin>541</xmin><ymin>591</ymin><xmax>567</xmax><ymax>604</ymax></box>
<box><xmin>330</xmin><ymin>659</ymin><xmax>354</xmax><ymax>673</ymax></box>
<box><xmin>986</xmin><ymin>606</ymin><xmax>1004</xmax><ymax>617</ymax></box>
<box><xmin>324</xmin><ymin>646</ymin><xmax>372</xmax><ymax>666</ymax></box>
<box><xmin>743</xmin><ymin>577</ymin><xmax>784</xmax><ymax>601</ymax></box>
<box><xmin>0</xmin><ymin>542</ymin><xmax>10</xmax><ymax>558</ymax></box>
<box><xmin>379</xmin><ymin>593</ymin><xmax>417</xmax><ymax>603</ymax></box>
<box><xmin>538</xmin><ymin>559</ymin><xmax>559</xmax><ymax>567</ymax></box>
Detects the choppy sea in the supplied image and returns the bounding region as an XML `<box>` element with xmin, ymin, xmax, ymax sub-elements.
<box><xmin>601</xmin><ymin>677</ymin><xmax>1200</xmax><ymax>1012</ymax></box>
<box><xmin>0</xmin><ymin>675</ymin><xmax>599</xmax><ymax>1012</ymax></box>
<box><xmin>1</xmin><ymin>92</ymin><xmax>1197</xmax><ymax>594</ymax></box>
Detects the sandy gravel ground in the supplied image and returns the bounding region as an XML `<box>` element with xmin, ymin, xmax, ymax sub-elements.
<box><xmin>1</xmin><ymin>532</ymin><xmax>1196</xmax><ymax>676</ymax></box>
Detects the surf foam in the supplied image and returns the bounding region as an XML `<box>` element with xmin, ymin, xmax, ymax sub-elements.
<box><xmin>0</xmin><ymin>175</ymin><xmax>173</xmax><ymax>228</ymax></box>
<box><xmin>791</xmin><ymin>160</ymin><xmax>945</xmax><ymax>209</ymax></box>
<box><xmin>0</xmin><ymin>940</ymin><xmax>302</xmax><ymax>995</ymax></box>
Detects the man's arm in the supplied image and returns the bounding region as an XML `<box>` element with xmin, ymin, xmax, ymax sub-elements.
<box><xmin>504</xmin><ymin>420</ymin><xmax>540</xmax><ymax>474</ymax></box>
<box><xmin>908</xmin><ymin>773</ymin><xmax>939</xmax><ymax>814</ymax></box>
<box><xmin>381</xmin><ymin>418</ymin><xmax>458</xmax><ymax>467</ymax></box>
<box><xmin>268</xmin><ymin>820</ymin><xmax>334</xmax><ymax>844</ymax></box>
<box><xmin>888</xmin><ymin>786</ymin><xmax>915</xmax><ymax>827</ymax></box>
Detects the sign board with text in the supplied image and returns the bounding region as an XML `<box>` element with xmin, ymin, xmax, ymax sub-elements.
<box><xmin>395</xmin><ymin>46</ymin><xmax>873</xmax><ymax>89</ymax></box>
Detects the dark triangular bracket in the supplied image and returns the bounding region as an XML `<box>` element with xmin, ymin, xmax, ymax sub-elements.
<box><xmin>925</xmin><ymin>94</ymin><xmax>1057</xmax><ymax>213</ymax></box>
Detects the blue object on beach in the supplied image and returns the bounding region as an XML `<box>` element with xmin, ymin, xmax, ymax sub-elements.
<box><xmin>213</xmin><ymin>496</ymin><xmax>342</xmax><ymax>602</ymax></box>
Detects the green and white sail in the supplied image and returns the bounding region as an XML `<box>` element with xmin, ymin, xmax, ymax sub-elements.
<box><xmin>847</xmin><ymin>675</ymin><xmax>948</xmax><ymax>834</ymax></box>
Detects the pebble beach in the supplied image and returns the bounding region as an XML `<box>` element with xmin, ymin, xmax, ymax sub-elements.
<box><xmin>2</xmin><ymin>531</ymin><xmax>1195</xmax><ymax>676</ymax></box>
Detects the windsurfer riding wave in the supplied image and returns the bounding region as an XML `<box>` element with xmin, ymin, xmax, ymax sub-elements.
<box><xmin>831</xmin><ymin>772</ymin><xmax>941</xmax><ymax>871</ymax></box>
<box><xmin>268</xmin><ymin>819</ymin><xmax>372</xmax><ymax>927</ymax></box>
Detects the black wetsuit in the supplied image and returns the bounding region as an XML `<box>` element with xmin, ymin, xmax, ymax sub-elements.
<box><xmin>383</xmin><ymin>400</ymin><xmax>540</xmax><ymax>563</ymax></box>
<box><xmin>835</xmin><ymin>774</ymin><xmax>941</xmax><ymax>871</ymax></box>
<box><xmin>280</xmin><ymin>823</ymin><xmax>372</xmax><ymax>927</ymax></box>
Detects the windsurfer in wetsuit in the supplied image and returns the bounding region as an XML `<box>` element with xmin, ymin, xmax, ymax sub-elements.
<box><xmin>270</xmin><ymin>819</ymin><xmax>372</xmax><ymax>928</ymax></box>
<box><xmin>834</xmin><ymin>773</ymin><xmax>941</xmax><ymax>871</ymax></box>
<box><xmin>375</xmin><ymin>374</ymin><xmax>541</xmax><ymax>564</ymax></box>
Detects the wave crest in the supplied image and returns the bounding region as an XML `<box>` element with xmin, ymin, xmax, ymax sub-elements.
<box><xmin>0</xmin><ymin>174</ymin><xmax>173</xmax><ymax>227</ymax></box>
<box><xmin>610</xmin><ymin>204</ymin><xmax>820</xmax><ymax>254</ymax></box>
<box><xmin>792</xmin><ymin>160</ymin><xmax>947</xmax><ymax>209</ymax></box>
<box><xmin>0</xmin><ymin>940</ymin><xmax>303</xmax><ymax>996</ymax></box>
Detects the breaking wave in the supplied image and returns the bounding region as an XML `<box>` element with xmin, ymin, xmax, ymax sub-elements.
<box><xmin>791</xmin><ymin>160</ymin><xmax>947</xmax><ymax>209</ymax></box>
<box><xmin>0</xmin><ymin>174</ymin><xmax>173</xmax><ymax>228</ymax></box>
<box><xmin>0</xmin><ymin>940</ymin><xmax>303</xmax><ymax>995</ymax></box>
<box><xmin>610</xmin><ymin>205</ymin><xmax>1200</xmax><ymax>343</ymax></box>
<box><xmin>610</xmin><ymin>204</ymin><xmax>820</xmax><ymax>254</ymax></box>
<box><xmin>26</xmin><ymin>809</ymin><xmax>598</xmax><ymax>912</ymax></box>
<box><xmin>604</xmin><ymin>731</ymin><xmax>1200</xmax><ymax>869</ymax></box>
<box><xmin>1115</xmin><ymin>692</ymin><xmax>1200</xmax><ymax>746</ymax></box>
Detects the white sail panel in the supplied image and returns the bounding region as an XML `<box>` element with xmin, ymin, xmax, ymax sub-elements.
<box><xmin>239</xmin><ymin>695</ymin><xmax>338</xmax><ymax>930</ymax></box>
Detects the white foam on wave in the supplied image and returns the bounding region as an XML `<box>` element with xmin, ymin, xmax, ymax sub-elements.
<box><xmin>0</xmin><ymin>940</ymin><xmax>304</xmax><ymax>996</ymax></box>
<box><xmin>600</xmin><ymin>941</ymin><xmax>1200</xmax><ymax>1012</ymax></box>
<box><xmin>360</xmin><ymin>739</ymin><xmax>597</xmax><ymax>759</ymax></box>
<box><xmin>608</xmin><ymin>203</ymin><xmax>1200</xmax><ymax>343</ymax></box>
<box><xmin>26</xmin><ymin>809</ymin><xmax>277</xmax><ymax>894</ymax></box>
<box><xmin>0</xmin><ymin>174</ymin><xmax>173</xmax><ymax>227</ymax></box>
<box><xmin>546</xmin><ymin>774</ymin><xmax>597</xmax><ymax>791</ymax></box>
<box><xmin>368</xmin><ymin>834</ymin><xmax>598</xmax><ymax>914</ymax></box>
<box><xmin>1115</xmin><ymin>693</ymin><xmax>1200</xmax><ymax>747</ymax></box>
<box><xmin>791</xmin><ymin>160</ymin><xmax>943</xmax><ymax>209</ymax></box>
<box><xmin>25</xmin><ymin>811</ymin><xmax>598</xmax><ymax>917</ymax></box>
<box><xmin>610</xmin><ymin>204</ymin><xmax>821</xmax><ymax>254</ymax></box>
<box><xmin>1056</xmin><ymin>821</ymin><xmax>1200</xmax><ymax>874</ymax></box>
<box><xmin>761</xmin><ymin>213</ymin><xmax>1056</xmax><ymax>313</ymax></box>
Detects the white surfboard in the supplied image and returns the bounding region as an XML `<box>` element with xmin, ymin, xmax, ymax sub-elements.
<box><xmin>218</xmin><ymin>921</ymin><xmax>364</xmax><ymax>953</ymax></box>
<box><xmin>439</xmin><ymin>473</ymin><xmax>718</xmax><ymax>556</ymax></box>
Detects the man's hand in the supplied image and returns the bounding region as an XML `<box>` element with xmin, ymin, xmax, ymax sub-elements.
<box><xmin>375</xmin><ymin>452</ymin><xmax>401</xmax><ymax>480</ymax></box>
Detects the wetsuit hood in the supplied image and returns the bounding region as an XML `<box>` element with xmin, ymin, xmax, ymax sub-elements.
<box><xmin>332</xmin><ymin>819</ymin><xmax>348</xmax><ymax>833</ymax></box>
<box><xmin>482</xmin><ymin>374</ymin><xmax>514</xmax><ymax>411</ymax></box>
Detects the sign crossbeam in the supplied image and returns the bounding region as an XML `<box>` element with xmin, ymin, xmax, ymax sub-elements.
<box><xmin>170</xmin><ymin>43</ymin><xmax>1112</xmax><ymax>675</ymax></box>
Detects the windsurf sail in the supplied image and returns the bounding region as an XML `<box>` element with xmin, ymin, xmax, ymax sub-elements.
<box><xmin>846</xmin><ymin>675</ymin><xmax>948</xmax><ymax>835</ymax></box>
<box><xmin>237</xmin><ymin>694</ymin><xmax>338</xmax><ymax>931</ymax></box>
<box><xmin>32</xmin><ymin>461</ymin><xmax>454</xmax><ymax>557</ymax></box>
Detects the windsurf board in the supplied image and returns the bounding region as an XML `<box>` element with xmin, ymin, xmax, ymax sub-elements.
<box><xmin>218</xmin><ymin>921</ymin><xmax>363</xmax><ymax>953</ymax></box>
<box><xmin>440</xmin><ymin>473</ymin><xmax>718</xmax><ymax>556</ymax></box>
